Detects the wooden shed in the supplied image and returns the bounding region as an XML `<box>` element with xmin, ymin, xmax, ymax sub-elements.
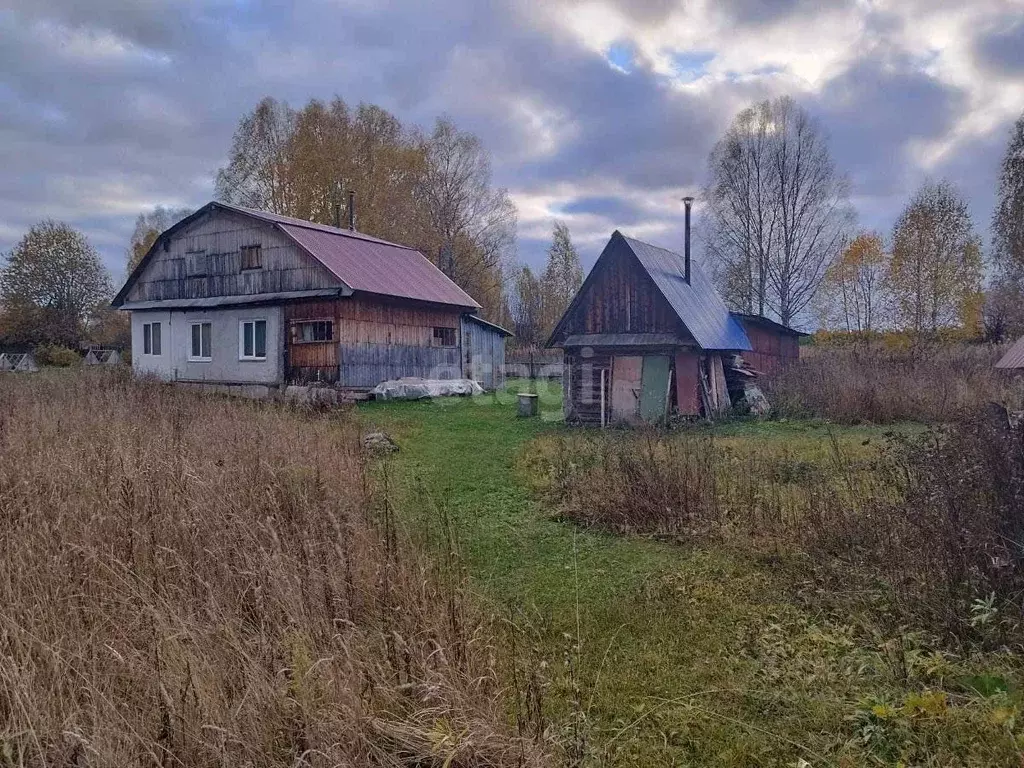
<box><xmin>547</xmin><ymin>231</ymin><xmax>752</xmax><ymax>425</ymax></box>
<box><xmin>461</xmin><ymin>315</ymin><xmax>512</xmax><ymax>391</ymax></box>
<box><xmin>730</xmin><ymin>313</ymin><xmax>807</xmax><ymax>375</ymax></box>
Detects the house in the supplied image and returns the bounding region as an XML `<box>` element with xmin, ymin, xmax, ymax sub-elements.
<box><xmin>730</xmin><ymin>313</ymin><xmax>807</xmax><ymax>376</ymax></box>
<box><xmin>111</xmin><ymin>201</ymin><xmax>510</xmax><ymax>392</ymax></box>
<box><xmin>548</xmin><ymin>230</ymin><xmax>754</xmax><ymax>425</ymax></box>
<box><xmin>996</xmin><ymin>336</ymin><xmax>1024</xmax><ymax>371</ymax></box>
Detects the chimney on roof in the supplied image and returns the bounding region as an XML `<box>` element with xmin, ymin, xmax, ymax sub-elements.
<box><xmin>682</xmin><ymin>196</ymin><xmax>694</xmax><ymax>284</ymax></box>
<box><xmin>348</xmin><ymin>190</ymin><xmax>356</xmax><ymax>231</ymax></box>
<box><xmin>334</xmin><ymin>180</ymin><xmax>344</xmax><ymax>228</ymax></box>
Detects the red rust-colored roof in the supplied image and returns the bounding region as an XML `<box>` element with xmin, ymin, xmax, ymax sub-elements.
<box><xmin>221</xmin><ymin>203</ymin><xmax>480</xmax><ymax>309</ymax></box>
<box><xmin>996</xmin><ymin>336</ymin><xmax>1024</xmax><ymax>370</ymax></box>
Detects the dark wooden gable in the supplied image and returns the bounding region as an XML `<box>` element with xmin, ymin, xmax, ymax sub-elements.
<box><xmin>550</xmin><ymin>236</ymin><xmax>688</xmax><ymax>342</ymax></box>
<box><xmin>122</xmin><ymin>207</ymin><xmax>342</xmax><ymax>304</ymax></box>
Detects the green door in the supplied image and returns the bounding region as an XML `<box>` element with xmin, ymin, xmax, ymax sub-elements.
<box><xmin>639</xmin><ymin>355</ymin><xmax>671</xmax><ymax>423</ymax></box>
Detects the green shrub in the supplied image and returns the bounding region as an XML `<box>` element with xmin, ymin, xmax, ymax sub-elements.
<box><xmin>34</xmin><ymin>344</ymin><xmax>81</xmax><ymax>367</ymax></box>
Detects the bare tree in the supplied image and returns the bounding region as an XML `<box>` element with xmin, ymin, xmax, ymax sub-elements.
<box><xmin>704</xmin><ymin>96</ymin><xmax>852</xmax><ymax>325</ymax></box>
<box><xmin>127</xmin><ymin>206</ymin><xmax>193</xmax><ymax>272</ymax></box>
<box><xmin>993</xmin><ymin>111</ymin><xmax>1024</xmax><ymax>280</ymax></box>
<box><xmin>418</xmin><ymin>118</ymin><xmax>517</xmax><ymax>291</ymax></box>
<box><xmin>510</xmin><ymin>265</ymin><xmax>544</xmax><ymax>347</ymax></box>
<box><xmin>216</xmin><ymin>97</ymin><xmax>296</xmax><ymax>213</ymax></box>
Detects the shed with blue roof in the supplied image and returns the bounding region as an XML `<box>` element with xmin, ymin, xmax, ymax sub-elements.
<box><xmin>547</xmin><ymin>230</ymin><xmax>754</xmax><ymax>424</ymax></box>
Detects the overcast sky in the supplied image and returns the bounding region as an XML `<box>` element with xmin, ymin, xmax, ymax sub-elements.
<box><xmin>2</xmin><ymin>0</ymin><xmax>1023</xmax><ymax>284</ymax></box>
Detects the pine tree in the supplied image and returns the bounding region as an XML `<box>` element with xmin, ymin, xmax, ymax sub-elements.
<box><xmin>540</xmin><ymin>221</ymin><xmax>583</xmax><ymax>338</ymax></box>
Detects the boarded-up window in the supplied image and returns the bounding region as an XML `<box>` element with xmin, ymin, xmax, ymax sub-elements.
<box><xmin>432</xmin><ymin>327</ymin><xmax>456</xmax><ymax>347</ymax></box>
<box><xmin>185</xmin><ymin>251</ymin><xmax>208</xmax><ymax>277</ymax></box>
<box><xmin>240</xmin><ymin>245</ymin><xmax>262</xmax><ymax>270</ymax></box>
<box><xmin>292</xmin><ymin>320</ymin><xmax>333</xmax><ymax>343</ymax></box>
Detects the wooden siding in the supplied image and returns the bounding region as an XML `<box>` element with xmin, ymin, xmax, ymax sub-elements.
<box><xmin>462</xmin><ymin>319</ymin><xmax>506</xmax><ymax>390</ymax></box>
<box><xmin>338</xmin><ymin>345</ymin><xmax>461</xmax><ymax>388</ymax></box>
<box><xmin>559</xmin><ymin>246</ymin><xmax>687</xmax><ymax>339</ymax></box>
<box><xmin>563</xmin><ymin>350</ymin><xmax>612</xmax><ymax>426</ymax></box>
<box><xmin>742</xmin><ymin>323</ymin><xmax>800</xmax><ymax>377</ymax></box>
<box><xmin>283</xmin><ymin>295</ymin><xmax>463</xmax><ymax>385</ymax></box>
<box><xmin>126</xmin><ymin>209</ymin><xmax>340</xmax><ymax>303</ymax></box>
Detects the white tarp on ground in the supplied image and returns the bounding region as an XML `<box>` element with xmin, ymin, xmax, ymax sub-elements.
<box><xmin>370</xmin><ymin>377</ymin><xmax>484</xmax><ymax>400</ymax></box>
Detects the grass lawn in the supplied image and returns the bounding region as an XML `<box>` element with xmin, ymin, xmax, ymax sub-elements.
<box><xmin>360</xmin><ymin>380</ymin><xmax>1022</xmax><ymax>766</ymax></box>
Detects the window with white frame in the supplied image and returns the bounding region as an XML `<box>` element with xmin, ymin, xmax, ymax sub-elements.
<box><xmin>143</xmin><ymin>322</ymin><xmax>162</xmax><ymax>355</ymax></box>
<box><xmin>189</xmin><ymin>322</ymin><xmax>212</xmax><ymax>361</ymax></box>
<box><xmin>239</xmin><ymin>319</ymin><xmax>267</xmax><ymax>360</ymax></box>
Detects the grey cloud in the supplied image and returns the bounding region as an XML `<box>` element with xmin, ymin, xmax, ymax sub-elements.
<box><xmin>975</xmin><ymin>20</ymin><xmax>1024</xmax><ymax>74</ymax></box>
<box><xmin>815</xmin><ymin>55</ymin><xmax>969</xmax><ymax>198</ymax></box>
<box><xmin>0</xmin><ymin>0</ymin><xmax>1019</xmax><ymax>280</ymax></box>
<box><xmin>560</xmin><ymin>196</ymin><xmax>647</xmax><ymax>224</ymax></box>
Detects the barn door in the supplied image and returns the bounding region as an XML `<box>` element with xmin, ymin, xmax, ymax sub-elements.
<box><xmin>611</xmin><ymin>356</ymin><xmax>643</xmax><ymax>421</ymax></box>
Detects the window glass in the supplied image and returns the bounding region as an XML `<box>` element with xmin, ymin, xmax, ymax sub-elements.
<box><xmin>254</xmin><ymin>320</ymin><xmax>266</xmax><ymax>358</ymax></box>
<box><xmin>143</xmin><ymin>323</ymin><xmax>152</xmax><ymax>355</ymax></box>
<box><xmin>152</xmin><ymin>323</ymin><xmax>161</xmax><ymax>356</ymax></box>
<box><xmin>243</xmin><ymin>322</ymin><xmax>254</xmax><ymax>358</ymax></box>
<box><xmin>432</xmin><ymin>327</ymin><xmax>456</xmax><ymax>347</ymax></box>
<box><xmin>190</xmin><ymin>322</ymin><xmax>211</xmax><ymax>360</ymax></box>
<box><xmin>293</xmin><ymin>320</ymin><xmax>333</xmax><ymax>343</ymax></box>
<box><xmin>240</xmin><ymin>320</ymin><xmax>267</xmax><ymax>360</ymax></box>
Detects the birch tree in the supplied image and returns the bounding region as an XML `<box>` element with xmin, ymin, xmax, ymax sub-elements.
<box><xmin>704</xmin><ymin>96</ymin><xmax>852</xmax><ymax>325</ymax></box>
<box><xmin>818</xmin><ymin>232</ymin><xmax>888</xmax><ymax>332</ymax></box>
<box><xmin>889</xmin><ymin>180</ymin><xmax>982</xmax><ymax>335</ymax></box>
<box><xmin>993</xmin><ymin>111</ymin><xmax>1024</xmax><ymax>280</ymax></box>
<box><xmin>540</xmin><ymin>221</ymin><xmax>584</xmax><ymax>336</ymax></box>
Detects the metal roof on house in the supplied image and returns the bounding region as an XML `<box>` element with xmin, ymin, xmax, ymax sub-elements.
<box><xmin>218</xmin><ymin>203</ymin><xmax>480</xmax><ymax>309</ymax></box>
<box><xmin>731</xmin><ymin>312</ymin><xmax>810</xmax><ymax>337</ymax></box>
<box><xmin>619</xmin><ymin>233</ymin><xmax>752</xmax><ymax>351</ymax></box>
<box><xmin>996</xmin><ymin>336</ymin><xmax>1024</xmax><ymax>369</ymax></box>
<box><xmin>562</xmin><ymin>333</ymin><xmax>687</xmax><ymax>348</ymax></box>
<box><xmin>465</xmin><ymin>314</ymin><xmax>514</xmax><ymax>337</ymax></box>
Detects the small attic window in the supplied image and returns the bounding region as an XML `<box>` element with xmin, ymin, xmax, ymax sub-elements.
<box><xmin>240</xmin><ymin>244</ymin><xmax>262</xmax><ymax>271</ymax></box>
<box><xmin>162</xmin><ymin>239</ymin><xmax>170</xmax><ymax>252</ymax></box>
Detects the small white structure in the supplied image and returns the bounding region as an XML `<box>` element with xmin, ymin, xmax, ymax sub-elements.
<box><xmin>0</xmin><ymin>353</ymin><xmax>39</xmax><ymax>373</ymax></box>
<box><xmin>84</xmin><ymin>348</ymin><xmax>123</xmax><ymax>366</ymax></box>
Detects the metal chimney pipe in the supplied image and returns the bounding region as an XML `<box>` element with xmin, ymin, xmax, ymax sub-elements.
<box><xmin>348</xmin><ymin>190</ymin><xmax>355</xmax><ymax>231</ymax></box>
<box><xmin>682</xmin><ymin>196</ymin><xmax>694</xmax><ymax>284</ymax></box>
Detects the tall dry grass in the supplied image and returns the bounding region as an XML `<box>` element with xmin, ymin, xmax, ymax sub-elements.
<box><xmin>0</xmin><ymin>371</ymin><xmax>545</xmax><ymax>767</ymax></box>
<box><xmin>770</xmin><ymin>343</ymin><xmax>1017</xmax><ymax>424</ymax></box>
<box><xmin>535</xmin><ymin>418</ymin><xmax>1024</xmax><ymax>642</ymax></box>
